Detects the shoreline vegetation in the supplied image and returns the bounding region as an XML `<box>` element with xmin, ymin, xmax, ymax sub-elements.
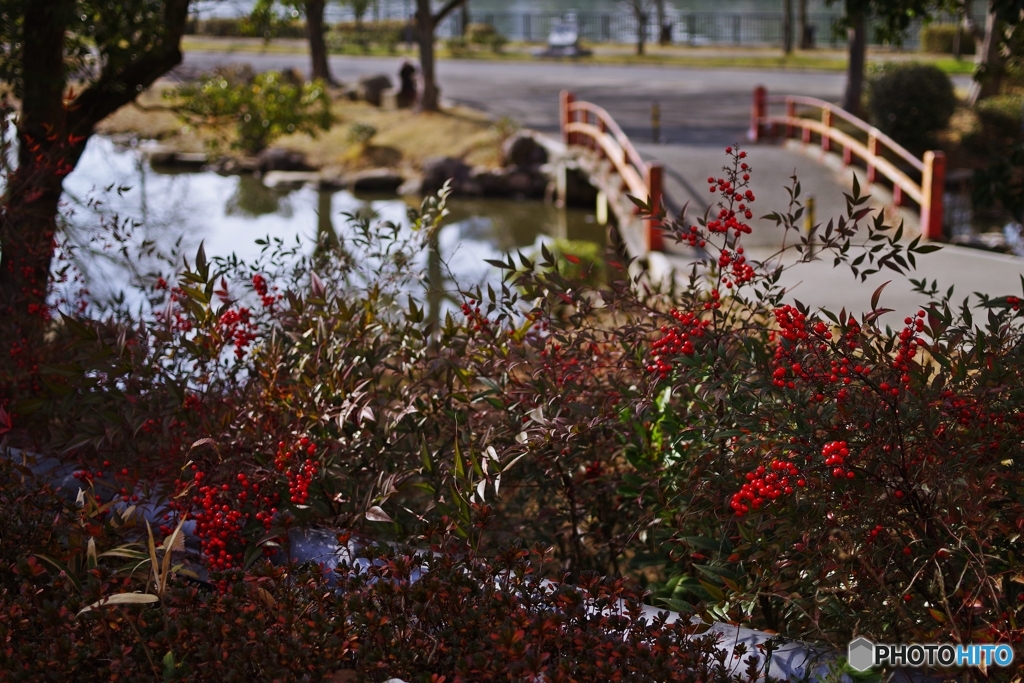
<box><xmin>95</xmin><ymin>79</ymin><xmax>507</xmax><ymax>185</ymax></box>
<box><xmin>181</xmin><ymin>35</ymin><xmax>979</xmax><ymax>75</ymax></box>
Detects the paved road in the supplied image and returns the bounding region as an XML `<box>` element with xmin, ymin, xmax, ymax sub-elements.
<box><xmin>177</xmin><ymin>51</ymin><xmax>1018</xmax><ymax>318</ymax></box>
<box><xmin>180</xmin><ymin>51</ymin><xmax>973</xmax><ymax>144</ymax></box>
<box><xmin>180</xmin><ymin>52</ymin><xmax>853</xmax><ymax>145</ymax></box>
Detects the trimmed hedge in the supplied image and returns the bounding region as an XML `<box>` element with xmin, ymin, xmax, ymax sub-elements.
<box><xmin>919</xmin><ymin>23</ymin><xmax>976</xmax><ymax>55</ymax></box>
<box><xmin>866</xmin><ymin>62</ymin><xmax>957</xmax><ymax>153</ymax></box>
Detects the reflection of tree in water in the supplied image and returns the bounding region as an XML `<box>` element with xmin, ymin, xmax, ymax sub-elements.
<box><xmin>443</xmin><ymin>199</ymin><xmax>604</xmax><ymax>251</ymax></box>
<box><xmin>225</xmin><ymin>176</ymin><xmax>294</xmax><ymax>218</ymax></box>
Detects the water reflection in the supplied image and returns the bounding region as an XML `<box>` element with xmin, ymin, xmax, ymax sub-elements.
<box><xmin>62</xmin><ymin>136</ymin><xmax>601</xmax><ymax>308</ymax></box>
<box><xmin>225</xmin><ymin>175</ymin><xmax>294</xmax><ymax>218</ymax></box>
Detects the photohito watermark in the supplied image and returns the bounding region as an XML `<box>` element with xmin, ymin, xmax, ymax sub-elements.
<box><xmin>847</xmin><ymin>637</ymin><xmax>1016</xmax><ymax>671</ymax></box>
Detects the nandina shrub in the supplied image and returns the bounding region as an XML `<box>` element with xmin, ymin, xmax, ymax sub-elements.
<box><xmin>8</xmin><ymin>141</ymin><xmax>1024</xmax><ymax>676</ymax></box>
<box><xmin>0</xmin><ymin>483</ymin><xmax>765</xmax><ymax>683</ymax></box>
<box><xmin>10</xmin><ymin>190</ymin><xmax>650</xmax><ymax>580</ymax></box>
<box><xmin>481</xmin><ymin>147</ymin><xmax>1023</xmax><ymax>674</ymax></box>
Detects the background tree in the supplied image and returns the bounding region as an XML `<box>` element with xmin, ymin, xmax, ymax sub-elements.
<box><xmin>0</xmin><ymin>0</ymin><xmax>191</xmax><ymax>393</ymax></box>
<box><xmin>784</xmin><ymin>0</ymin><xmax>795</xmax><ymax>54</ymax></box>
<box><xmin>253</xmin><ymin>0</ymin><xmax>337</xmax><ymax>84</ymax></box>
<box><xmin>656</xmin><ymin>0</ymin><xmax>669</xmax><ymax>45</ymax></box>
<box><xmin>623</xmin><ymin>0</ymin><xmax>655</xmax><ymax>55</ymax></box>
<box><xmin>829</xmin><ymin>0</ymin><xmax>934</xmax><ymax>115</ymax></box>
<box><xmin>346</xmin><ymin>0</ymin><xmax>374</xmax><ymax>30</ymax></box>
<box><xmin>416</xmin><ymin>0</ymin><xmax>468</xmax><ymax>112</ymax></box>
<box><xmin>954</xmin><ymin>0</ymin><xmax>1024</xmax><ymax>105</ymax></box>
<box><xmin>799</xmin><ymin>0</ymin><xmax>813</xmax><ymax>48</ymax></box>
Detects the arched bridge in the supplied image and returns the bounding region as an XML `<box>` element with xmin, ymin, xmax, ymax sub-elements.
<box><xmin>557</xmin><ymin>87</ymin><xmax>948</xmax><ymax>265</ymax></box>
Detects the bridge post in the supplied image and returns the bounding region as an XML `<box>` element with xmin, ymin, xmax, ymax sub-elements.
<box><xmin>821</xmin><ymin>107</ymin><xmax>832</xmax><ymax>152</ymax></box>
<box><xmin>866</xmin><ymin>131</ymin><xmax>879</xmax><ymax>184</ymax></box>
<box><xmin>785</xmin><ymin>98</ymin><xmax>795</xmax><ymax>139</ymax></box>
<box><xmin>750</xmin><ymin>86</ymin><xmax>767</xmax><ymax>142</ymax></box>
<box><xmin>646</xmin><ymin>163</ymin><xmax>665</xmax><ymax>252</ymax></box>
<box><xmin>921</xmin><ymin>151</ymin><xmax>946</xmax><ymax>241</ymax></box>
<box><xmin>561</xmin><ymin>91</ymin><xmax>576</xmax><ymax>146</ymax></box>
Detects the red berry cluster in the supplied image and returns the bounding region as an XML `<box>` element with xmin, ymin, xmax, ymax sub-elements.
<box><xmin>460</xmin><ymin>299</ymin><xmax>492</xmax><ymax>334</ymax></box>
<box><xmin>275</xmin><ymin>437</ymin><xmax>320</xmax><ymax>505</ymax></box>
<box><xmin>252</xmin><ymin>273</ymin><xmax>280</xmax><ymax>308</ymax></box>
<box><xmin>1008</xmin><ymin>295</ymin><xmax>1020</xmax><ymax>312</ymax></box>
<box><xmin>217</xmin><ymin>306</ymin><xmax>257</xmax><ymax>359</ymax></box>
<box><xmin>192</xmin><ymin>477</ymin><xmax>247</xmax><ymax>571</ymax></box>
<box><xmin>768</xmin><ymin>307</ymin><xmax>867</xmax><ymax>402</ymax></box>
<box><xmin>706</xmin><ymin>187</ymin><xmax>755</xmax><ymax>236</ymax></box>
<box><xmin>822</xmin><ymin>440</ymin><xmax>855</xmax><ymax>479</ymax></box>
<box><xmin>647</xmin><ymin>308</ymin><xmax>710</xmax><ymax>376</ymax></box>
<box><xmin>718</xmin><ymin>246</ymin><xmax>755</xmax><ymax>288</ymax></box>
<box><xmin>730</xmin><ymin>458</ymin><xmax>804</xmax><ymax>516</ymax></box>
<box><xmin>892</xmin><ymin>311</ymin><xmax>927</xmax><ymax>391</ymax></box>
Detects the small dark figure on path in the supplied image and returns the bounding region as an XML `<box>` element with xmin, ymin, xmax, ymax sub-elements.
<box><xmin>398</xmin><ymin>60</ymin><xmax>418</xmax><ymax>109</ymax></box>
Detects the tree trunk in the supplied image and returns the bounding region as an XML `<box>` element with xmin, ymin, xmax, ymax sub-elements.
<box><xmin>636</xmin><ymin>9</ymin><xmax>647</xmax><ymax>56</ymax></box>
<box><xmin>0</xmin><ymin>1</ymin><xmax>74</xmax><ymax>393</ymax></box>
<box><xmin>461</xmin><ymin>1</ymin><xmax>470</xmax><ymax>36</ymax></box>
<box><xmin>842</xmin><ymin>11</ymin><xmax>867</xmax><ymax>116</ymax></box>
<box><xmin>306</xmin><ymin>0</ymin><xmax>335</xmax><ymax>84</ymax></box>
<box><xmin>783</xmin><ymin>0</ymin><xmax>793</xmax><ymax>55</ymax></box>
<box><xmin>417</xmin><ymin>1</ymin><xmax>441</xmax><ymax>111</ymax></box>
<box><xmin>798</xmin><ymin>0</ymin><xmax>811</xmax><ymax>48</ymax></box>
<box><xmin>656</xmin><ymin>0</ymin><xmax>667</xmax><ymax>46</ymax></box>
<box><xmin>1</xmin><ymin>0</ymin><xmax>190</xmax><ymax>395</ymax></box>
<box><xmin>969</xmin><ymin>2</ymin><xmax>1004</xmax><ymax>106</ymax></box>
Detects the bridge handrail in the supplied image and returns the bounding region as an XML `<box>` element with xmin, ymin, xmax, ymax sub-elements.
<box><xmin>750</xmin><ymin>87</ymin><xmax>946</xmax><ymax>241</ymax></box>
<box><xmin>560</xmin><ymin>91</ymin><xmax>665</xmax><ymax>252</ymax></box>
<box><xmin>768</xmin><ymin>94</ymin><xmax>924</xmax><ymax>172</ymax></box>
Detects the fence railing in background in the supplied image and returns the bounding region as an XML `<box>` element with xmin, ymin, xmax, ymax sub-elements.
<box><xmin>561</xmin><ymin>91</ymin><xmax>665</xmax><ymax>253</ymax></box>
<box><xmin>190</xmin><ymin>2</ymin><xmax>977</xmax><ymax>49</ymax></box>
<box><xmin>750</xmin><ymin>86</ymin><xmax>946</xmax><ymax>240</ymax></box>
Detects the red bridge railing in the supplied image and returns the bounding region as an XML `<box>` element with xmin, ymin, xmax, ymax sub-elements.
<box><xmin>750</xmin><ymin>86</ymin><xmax>946</xmax><ymax>241</ymax></box>
<box><xmin>560</xmin><ymin>91</ymin><xmax>665</xmax><ymax>252</ymax></box>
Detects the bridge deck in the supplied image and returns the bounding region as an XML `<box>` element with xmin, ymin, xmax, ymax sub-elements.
<box><xmin>633</xmin><ymin>140</ymin><xmax>1024</xmax><ymax>322</ymax></box>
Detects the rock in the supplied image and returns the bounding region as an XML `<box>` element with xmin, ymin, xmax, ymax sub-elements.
<box><xmin>256</xmin><ymin>148</ymin><xmax>312</xmax><ymax>176</ymax></box>
<box><xmin>506</xmin><ymin>168</ymin><xmax>547</xmax><ymax>198</ymax></box>
<box><xmin>144</xmin><ymin>148</ymin><xmax>209</xmax><ymax>170</ymax></box>
<box><xmin>502</xmin><ymin>131</ymin><xmax>548</xmax><ymax>168</ymax></box>
<box><xmin>471</xmin><ymin>167</ymin><xmax>511</xmax><ymax>196</ymax></box>
<box><xmin>421</xmin><ymin>156</ymin><xmax>472</xmax><ymax>195</ymax></box>
<box><xmin>348</xmin><ymin>168</ymin><xmax>405</xmax><ymax>193</ymax></box>
<box><xmin>261</xmin><ymin>171</ymin><xmax>321</xmax><ymax>188</ymax></box>
<box><xmin>210</xmin><ymin>156</ymin><xmax>259</xmax><ymax>175</ymax></box>
<box><xmin>356</xmin><ymin>74</ymin><xmax>393</xmax><ymax>107</ymax></box>
<box><xmin>380</xmin><ymin>87</ymin><xmax>399</xmax><ymax>111</ymax></box>
<box><xmin>317</xmin><ymin>167</ymin><xmax>348</xmax><ymax>190</ymax></box>
<box><xmin>470</xmin><ymin>166</ymin><xmax>547</xmax><ymax>199</ymax></box>
<box><xmin>397</xmin><ymin>177</ymin><xmax>423</xmax><ymax>196</ymax></box>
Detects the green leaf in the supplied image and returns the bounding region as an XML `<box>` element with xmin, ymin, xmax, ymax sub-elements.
<box><xmin>658</xmin><ymin>597</ymin><xmax>695</xmax><ymax>612</ymax></box>
<box><xmin>698</xmin><ymin>579</ymin><xmax>725</xmax><ymax>602</ymax></box>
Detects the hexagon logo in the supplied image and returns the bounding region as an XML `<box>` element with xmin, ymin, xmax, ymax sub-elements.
<box><xmin>848</xmin><ymin>637</ymin><xmax>876</xmax><ymax>672</ymax></box>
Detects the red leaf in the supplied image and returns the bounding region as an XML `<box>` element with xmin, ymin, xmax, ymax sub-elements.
<box><xmin>564</xmin><ymin>254</ymin><xmax>581</xmax><ymax>264</ymax></box>
<box><xmin>0</xmin><ymin>406</ymin><xmax>11</xmax><ymax>435</ymax></box>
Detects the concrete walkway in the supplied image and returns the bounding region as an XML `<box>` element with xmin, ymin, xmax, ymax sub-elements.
<box><xmin>636</xmin><ymin>139</ymin><xmax>1024</xmax><ymax>322</ymax></box>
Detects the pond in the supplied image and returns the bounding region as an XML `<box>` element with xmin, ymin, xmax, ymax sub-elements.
<box><xmin>62</xmin><ymin>136</ymin><xmax>604</xmax><ymax>309</ymax></box>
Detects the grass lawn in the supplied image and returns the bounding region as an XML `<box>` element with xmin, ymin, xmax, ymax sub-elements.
<box><xmin>181</xmin><ymin>35</ymin><xmax>979</xmax><ymax>75</ymax></box>
<box><xmin>96</xmin><ymin>81</ymin><xmax>505</xmax><ymax>172</ymax></box>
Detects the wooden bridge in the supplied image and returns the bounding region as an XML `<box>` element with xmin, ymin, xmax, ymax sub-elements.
<box><xmin>750</xmin><ymin>87</ymin><xmax>946</xmax><ymax>241</ymax></box>
<box><xmin>557</xmin><ymin>87</ymin><xmax>947</xmax><ymax>263</ymax></box>
<box><xmin>559</xmin><ymin>90</ymin><xmax>666</xmax><ymax>262</ymax></box>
